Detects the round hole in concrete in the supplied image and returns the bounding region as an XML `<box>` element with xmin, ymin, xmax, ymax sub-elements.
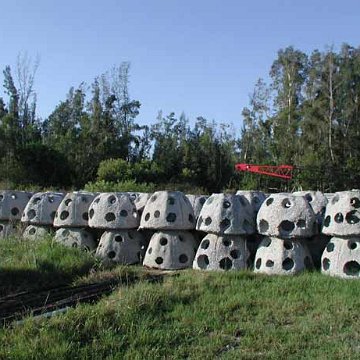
<box><xmin>33</xmin><ymin>197</ymin><xmax>41</xmax><ymax>204</ymax></box>
<box><xmin>201</xmin><ymin>239</ymin><xmax>210</xmax><ymax>249</ymax></box>
<box><xmin>350</xmin><ymin>197</ymin><xmax>360</xmax><ymax>209</ymax></box>
<box><xmin>282</xmin><ymin>257</ymin><xmax>294</xmax><ymax>271</ymax></box>
<box><xmin>148</xmin><ymin>247</ymin><xmax>152</xmax><ymax>254</ymax></box>
<box><xmin>60</xmin><ymin>211</ymin><xmax>69</xmax><ymax>220</ymax></box>
<box><xmin>296</xmin><ymin>219</ymin><xmax>306</xmax><ymax>228</ymax></box>
<box><xmin>219</xmin><ymin>257</ymin><xmax>232</xmax><ymax>270</ymax></box>
<box><xmin>230</xmin><ymin>249</ymin><xmax>240</xmax><ymax>259</ymax></box>
<box><xmin>326</xmin><ymin>242</ymin><xmax>335</xmax><ymax>252</ymax></box>
<box><xmin>178</xmin><ymin>235</ymin><xmax>184</xmax><ymax>242</ymax></box>
<box><xmin>105</xmin><ymin>212</ymin><xmax>116</xmax><ymax>222</ymax></box>
<box><xmin>255</xmin><ymin>258</ymin><xmax>262</xmax><ymax>269</ymax></box>
<box><xmin>155</xmin><ymin>257</ymin><xmax>163</xmax><ymax>265</ymax></box>
<box><xmin>94</xmin><ymin>198</ymin><xmax>100</xmax><ymax>204</ymax></box>
<box><xmin>81</xmin><ymin>197</ymin><xmax>88</xmax><ymax>203</ymax></box>
<box><xmin>283</xmin><ymin>240</ymin><xmax>293</xmax><ymax>250</ymax></box>
<box><xmin>222</xmin><ymin>238</ymin><xmax>231</xmax><ymax>247</ymax></box>
<box><xmin>145</xmin><ymin>213</ymin><xmax>150</xmax><ymax>221</ymax></box>
<box><xmin>151</xmin><ymin>195</ymin><xmax>157</xmax><ymax>202</ymax></box>
<box><xmin>331</xmin><ymin>194</ymin><xmax>339</xmax><ymax>204</ymax></box>
<box><xmin>27</xmin><ymin>209</ymin><xmax>36</xmax><ymax>220</ymax></box>
<box><xmin>29</xmin><ymin>227</ymin><xmax>36</xmax><ymax>235</ymax></box>
<box><xmin>279</xmin><ymin>220</ymin><xmax>295</xmax><ymax>233</ymax></box>
<box><xmin>345</xmin><ymin>210</ymin><xmax>360</xmax><ymax>224</ymax></box>
<box><xmin>168</xmin><ymin>197</ymin><xmax>175</xmax><ymax>205</ymax></box>
<box><xmin>62</xmin><ymin>229</ymin><xmax>69</xmax><ymax>236</ymax></box>
<box><xmin>322</xmin><ymin>257</ymin><xmax>330</xmax><ymax>270</ymax></box>
<box><xmin>262</xmin><ymin>237</ymin><xmax>272</xmax><ymax>247</ymax></box>
<box><xmin>305</xmin><ymin>194</ymin><xmax>313</xmax><ymax>202</ymax></box>
<box><xmin>108</xmin><ymin>251</ymin><xmax>116</xmax><ymax>259</ymax></box>
<box><xmin>205</xmin><ymin>217</ymin><xmax>212</xmax><ymax>226</ymax></box>
<box><xmin>120</xmin><ymin>210</ymin><xmax>128</xmax><ymax>217</ymax></box>
<box><xmin>82</xmin><ymin>212</ymin><xmax>89</xmax><ymax>221</ymax></box>
<box><xmin>65</xmin><ymin>199</ymin><xmax>72</xmax><ymax>206</ymax></box>
<box><xmin>188</xmin><ymin>214</ymin><xmax>194</xmax><ymax>223</ymax></box>
<box><xmin>266</xmin><ymin>198</ymin><xmax>274</xmax><ymax>206</ymax></box>
<box><xmin>166</xmin><ymin>213</ymin><xmax>176</xmax><ymax>222</ymax></box>
<box><xmin>258</xmin><ymin>219</ymin><xmax>269</xmax><ymax>233</ymax></box>
<box><xmin>160</xmin><ymin>237</ymin><xmax>168</xmax><ymax>246</ymax></box>
<box><xmin>206</xmin><ymin>197</ymin><xmax>213</xmax><ymax>205</ymax></box>
<box><xmin>115</xmin><ymin>235</ymin><xmax>123</xmax><ymax>242</ymax></box>
<box><xmin>334</xmin><ymin>213</ymin><xmax>344</xmax><ymax>223</ymax></box>
<box><xmin>11</xmin><ymin>207</ymin><xmax>19</xmax><ymax>216</ymax></box>
<box><xmin>199</xmin><ymin>197</ymin><xmax>206</xmax><ymax>205</ymax></box>
<box><xmin>223</xmin><ymin>200</ymin><xmax>231</xmax><ymax>209</ymax></box>
<box><xmin>72</xmin><ymin>242</ymin><xmax>78</xmax><ymax>248</ymax></box>
<box><xmin>220</xmin><ymin>218</ymin><xmax>231</xmax><ymax>231</ymax></box>
<box><xmin>197</xmin><ymin>254</ymin><xmax>209</xmax><ymax>269</ymax></box>
<box><xmin>266</xmin><ymin>260</ymin><xmax>274</xmax><ymax>267</ymax></box>
<box><xmin>281</xmin><ymin>198</ymin><xmax>291</xmax><ymax>208</ymax></box>
<box><xmin>323</xmin><ymin>215</ymin><xmax>331</xmax><ymax>227</ymax></box>
<box><xmin>179</xmin><ymin>254</ymin><xmax>188</xmax><ymax>263</ymax></box>
<box><xmin>348</xmin><ymin>241</ymin><xmax>357</xmax><ymax>250</ymax></box>
<box><xmin>89</xmin><ymin>209</ymin><xmax>94</xmax><ymax>219</ymax></box>
<box><xmin>154</xmin><ymin>210</ymin><xmax>160</xmax><ymax>218</ymax></box>
<box><xmin>343</xmin><ymin>261</ymin><xmax>360</xmax><ymax>276</ymax></box>
<box><xmin>48</xmin><ymin>196</ymin><xmax>54</xmax><ymax>203</ymax></box>
<box><xmin>108</xmin><ymin>195</ymin><xmax>116</xmax><ymax>204</ymax></box>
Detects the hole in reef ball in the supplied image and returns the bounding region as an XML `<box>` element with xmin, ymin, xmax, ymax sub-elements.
<box><xmin>60</xmin><ymin>211</ymin><xmax>69</xmax><ymax>220</ymax></box>
<box><xmin>326</xmin><ymin>242</ymin><xmax>335</xmax><ymax>252</ymax></box>
<box><xmin>348</xmin><ymin>241</ymin><xmax>357</xmax><ymax>250</ymax></box>
<box><xmin>120</xmin><ymin>210</ymin><xmax>128</xmax><ymax>217</ymax></box>
<box><xmin>262</xmin><ymin>237</ymin><xmax>272</xmax><ymax>247</ymax></box>
<box><xmin>346</xmin><ymin>210</ymin><xmax>360</xmax><ymax>224</ymax></box>
<box><xmin>188</xmin><ymin>214</ymin><xmax>194</xmax><ymax>223</ymax></box>
<box><xmin>89</xmin><ymin>209</ymin><xmax>94</xmax><ymax>219</ymax></box>
<box><xmin>82</xmin><ymin>212</ymin><xmax>89</xmax><ymax>221</ymax></box>
<box><xmin>255</xmin><ymin>258</ymin><xmax>262</xmax><ymax>269</ymax></box>
<box><xmin>65</xmin><ymin>199</ymin><xmax>72</xmax><ymax>206</ymax></box>
<box><xmin>197</xmin><ymin>254</ymin><xmax>209</xmax><ymax>269</ymax></box>
<box><xmin>160</xmin><ymin>237</ymin><xmax>168</xmax><ymax>246</ymax></box>
<box><xmin>145</xmin><ymin>213</ymin><xmax>150</xmax><ymax>221</ymax></box>
<box><xmin>350</xmin><ymin>197</ymin><xmax>360</xmax><ymax>209</ymax></box>
<box><xmin>223</xmin><ymin>200</ymin><xmax>231</xmax><ymax>208</ymax></box>
<box><xmin>322</xmin><ymin>257</ymin><xmax>330</xmax><ymax>270</ymax></box>
<box><xmin>281</xmin><ymin>198</ymin><xmax>292</xmax><ymax>208</ymax></box>
<box><xmin>222</xmin><ymin>238</ymin><xmax>231</xmax><ymax>247</ymax></box>
<box><xmin>114</xmin><ymin>235</ymin><xmax>123</xmax><ymax>242</ymax></box>
<box><xmin>343</xmin><ymin>261</ymin><xmax>360</xmax><ymax>276</ymax></box>
<box><xmin>0</xmin><ymin>225</ymin><xmax>3</xmax><ymax>232</ymax></box>
<box><xmin>11</xmin><ymin>207</ymin><xmax>19</xmax><ymax>216</ymax></box>
<box><xmin>108</xmin><ymin>195</ymin><xmax>116</xmax><ymax>204</ymax></box>
<box><xmin>199</xmin><ymin>197</ymin><xmax>206</xmax><ymax>205</ymax></box>
<box><xmin>205</xmin><ymin>217</ymin><xmax>212</xmax><ymax>225</ymax></box>
<box><xmin>296</xmin><ymin>219</ymin><xmax>306</xmax><ymax>228</ymax></box>
<box><xmin>108</xmin><ymin>251</ymin><xmax>116</xmax><ymax>259</ymax></box>
<box><xmin>166</xmin><ymin>213</ymin><xmax>176</xmax><ymax>222</ymax></box>
<box><xmin>168</xmin><ymin>197</ymin><xmax>175</xmax><ymax>205</ymax></box>
<box><xmin>0</xmin><ymin>195</ymin><xmax>3</xmax><ymax>201</ymax></box>
<box><xmin>258</xmin><ymin>219</ymin><xmax>269</xmax><ymax>233</ymax></box>
<box><xmin>201</xmin><ymin>239</ymin><xmax>210</xmax><ymax>249</ymax></box>
<box><xmin>27</xmin><ymin>209</ymin><xmax>36</xmax><ymax>220</ymax></box>
<box><xmin>230</xmin><ymin>250</ymin><xmax>240</xmax><ymax>259</ymax></box>
<box><xmin>323</xmin><ymin>215</ymin><xmax>331</xmax><ymax>227</ymax></box>
<box><xmin>266</xmin><ymin>260</ymin><xmax>274</xmax><ymax>267</ymax></box>
<box><xmin>282</xmin><ymin>257</ymin><xmax>294</xmax><ymax>271</ymax></box>
<box><xmin>206</xmin><ymin>197</ymin><xmax>214</xmax><ymax>205</ymax></box>
<box><xmin>62</xmin><ymin>229</ymin><xmax>69</xmax><ymax>236</ymax></box>
<box><xmin>219</xmin><ymin>257</ymin><xmax>233</xmax><ymax>270</ymax></box>
<box><xmin>334</xmin><ymin>213</ymin><xmax>344</xmax><ymax>223</ymax></box>
<box><xmin>178</xmin><ymin>235</ymin><xmax>184</xmax><ymax>242</ymax></box>
<box><xmin>48</xmin><ymin>196</ymin><xmax>54</xmax><ymax>203</ymax></box>
<box><xmin>72</xmin><ymin>242</ymin><xmax>78</xmax><ymax>248</ymax></box>
<box><xmin>154</xmin><ymin>210</ymin><xmax>160</xmax><ymax>218</ymax></box>
<box><xmin>305</xmin><ymin>194</ymin><xmax>313</xmax><ymax>202</ymax></box>
<box><xmin>179</xmin><ymin>254</ymin><xmax>188</xmax><ymax>263</ymax></box>
<box><xmin>331</xmin><ymin>194</ymin><xmax>339</xmax><ymax>204</ymax></box>
<box><xmin>220</xmin><ymin>218</ymin><xmax>231</xmax><ymax>230</ymax></box>
<box><xmin>283</xmin><ymin>240</ymin><xmax>293</xmax><ymax>250</ymax></box>
<box><xmin>155</xmin><ymin>257</ymin><xmax>163</xmax><ymax>265</ymax></box>
<box><xmin>266</xmin><ymin>198</ymin><xmax>274</xmax><ymax>206</ymax></box>
<box><xmin>105</xmin><ymin>212</ymin><xmax>116</xmax><ymax>222</ymax></box>
<box><xmin>29</xmin><ymin>227</ymin><xmax>36</xmax><ymax>235</ymax></box>
<box><xmin>279</xmin><ymin>220</ymin><xmax>295</xmax><ymax>233</ymax></box>
<box><xmin>148</xmin><ymin>247</ymin><xmax>152</xmax><ymax>254</ymax></box>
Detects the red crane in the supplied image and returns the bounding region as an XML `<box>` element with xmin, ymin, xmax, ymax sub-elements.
<box><xmin>235</xmin><ymin>163</ymin><xmax>294</xmax><ymax>180</ymax></box>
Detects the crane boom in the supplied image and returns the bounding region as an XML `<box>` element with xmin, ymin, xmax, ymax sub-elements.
<box><xmin>235</xmin><ymin>163</ymin><xmax>294</xmax><ymax>180</ymax></box>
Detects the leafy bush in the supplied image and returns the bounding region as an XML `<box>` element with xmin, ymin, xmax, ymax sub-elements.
<box><xmin>84</xmin><ymin>179</ymin><xmax>156</xmax><ymax>193</ymax></box>
<box><xmin>97</xmin><ymin>158</ymin><xmax>132</xmax><ymax>182</ymax></box>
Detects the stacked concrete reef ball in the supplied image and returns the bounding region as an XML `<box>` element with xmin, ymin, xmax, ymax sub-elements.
<box><xmin>53</xmin><ymin>192</ymin><xmax>97</xmax><ymax>251</ymax></box>
<box><xmin>22</xmin><ymin>192</ymin><xmax>64</xmax><ymax>239</ymax></box>
<box><xmin>23</xmin><ymin>225</ymin><xmax>51</xmax><ymax>241</ymax></box>
<box><xmin>254</xmin><ymin>193</ymin><xmax>315</xmax><ymax>275</ymax></box>
<box><xmin>133</xmin><ymin>192</ymin><xmax>152</xmax><ymax>218</ymax></box>
<box><xmin>186</xmin><ymin>194</ymin><xmax>209</xmax><ymax>220</ymax></box>
<box><xmin>142</xmin><ymin>191</ymin><xmax>196</xmax><ymax>270</ymax></box>
<box><xmin>236</xmin><ymin>190</ymin><xmax>267</xmax><ymax>216</ymax></box>
<box><xmin>321</xmin><ymin>191</ymin><xmax>360</xmax><ymax>278</ymax></box>
<box><xmin>0</xmin><ymin>190</ymin><xmax>32</xmax><ymax>238</ymax></box>
<box><xmin>292</xmin><ymin>191</ymin><xmax>330</xmax><ymax>268</ymax></box>
<box><xmin>193</xmin><ymin>194</ymin><xmax>255</xmax><ymax>271</ymax></box>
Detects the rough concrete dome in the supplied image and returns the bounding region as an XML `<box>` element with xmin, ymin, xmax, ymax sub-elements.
<box><xmin>193</xmin><ymin>234</ymin><xmax>249</xmax><ymax>271</ymax></box>
<box><xmin>236</xmin><ymin>190</ymin><xmax>267</xmax><ymax>215</ymax></box>
<box><xmin>96</xmin><ymin>229</ymin><xmax>145</xmax><ymax>265</ymax></box>
<box><xmin>88</xmin><ymin>192</ymin><xmax>139</xmax><ymax>229</ymax></box>
<box><xmin>0</xmin><ymin>190</ymin><xmax>32</xmax><ymax>221</ymax></box>
<box><xmin>254</xmin><ymin>237</ymin><xmax>313</xmax><ymax>275</ymax></box>
<box><xmin>140</xmin><ymin>191</ymin><xmax>195</xmax><ymax>230</ymax></box>
<box><xmin>23</xmin><ymin>225</ymin><xmax>51</xmax><ymax>241</ymax></box>
<box><xmin>186</xmin><ymin>194</ymin><xmax>209</xmax><ymax>220</ymax></box>
<box><xmin>133</xmin><ymin>192</ymin><xmax>152</xmax><ymax>216</ymax></box>
<box><xmin>143</xmin><ymin>230</ymin><xmax>197</xmax><ymax>270</ymax></box>
<box><xmin>54</xmin><ymin>191</ymin><xmax>96</xmax><ymax>227</ymax></box>
<box><xmin>322</xmin><ymin>190</ymin><xmax>360</xmax><ymax>236</ymax></box>
<box><xmin>321</xmin><ymin>236</ymin><xmax>360</xmax><ymax>278</ymax></box>
<box><xmin>21</xmin><ymin>192</ymin><xmax>64</xmax><ymax>225</ymax></box>
<box><xmin>257</xmin><ymin>193</ymin><xmax>317</xmax><ymax>238</ymax></box>
<box><xmin>54</xmin><ymin>227</ymin><xmax>96</xmax><ymax>251</ymax></box>
<box><xmin>196</xmin><ymin>193</ymin><xmax>255</xmax><ymax>235</ymax></box>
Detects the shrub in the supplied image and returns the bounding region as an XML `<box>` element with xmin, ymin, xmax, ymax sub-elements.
<box><xmin>84</xmin><ymin>179</ymin><xmax>156</xmax><ymax>193</ymax></box>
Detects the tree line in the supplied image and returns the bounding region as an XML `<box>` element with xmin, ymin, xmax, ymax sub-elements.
<box><xmin>1</xmin><ymin>45</ymin><xmax>360</xmax><ymax>193</ymax></box>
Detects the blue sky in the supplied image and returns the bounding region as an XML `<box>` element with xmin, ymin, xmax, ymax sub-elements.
<box><xmin>1</xmin><ymin>0</ymin><xmax>359</xmax><ymax>130</ymax></box>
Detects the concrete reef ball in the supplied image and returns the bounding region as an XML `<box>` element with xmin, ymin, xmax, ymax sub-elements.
<box><xmin>133</xmin><ymin>192</ymin><xmax>152</xmax><ymax>216</ymax></box>
<box><xmin>196</xmin><ymin>193</ymin><xmax>255</xmax><ymax>235</ymax></box>
<box><xmin>254</xmin><ymin>237</ymin><xmax>313</xmax><ymax>275</ymax></box>
<box><xmin>88</xmin><ymin>192</ymin><xmax>139</xmax><ymax>229</ymax></box>
<box><xmin>54</xmin><ymin>191</ymin><xmax>96</xmax><ymax>228</ymax></box>
<box><xmin>22</xmin><ymin>192</ymin><xmax>65</xmax><ymax>225</ymax></box>
<box><xmin>96</xmin><ymin>229</ymin><xmax>145</xmax><ymax>265</ymax></box>
<box><xmin>0</xmin><ymin>190</ymin><xmax>32</xmax><ymax>221</ymax></box>
<box><xmin>322</xmin><ymin>190</ymin><xmax>360</xmax><ymax>236</ymax></box>
<box><xmin>140</xmin><ymin>191</ymin><xmax>195</xmax><ymax>230</ymax></box>
<box><xmin>236</xmin><ymin>190</ymin><xmax>267</xmax><ymax>215</ymax></box>
<box><xmin>321</xmin><ymin>237</ymin><xmax>360</xmax><ymax>278</ymax></box>
<box><xmin>23</xmin><ymin>225</ymin><xmax>51</xmax><ymax>241</ymax></box>
<box><xmin>186</xmin><ymin>194</ymin><xmax>209</xmax><ymax>220</ymax></box>
<box><xmin>193</xmin><ymin>234</ymin><xmax>249</xmax><ymax>271</ymax></box>
<box><xmin>143</xmin><ymin>230</ymin><xmax>197</xmax><ymax>270</ymax></box>
<box><xmin>257</xmin><ymin>193</ymin><xmax>317</xmax><ymax>238</ymax></box>
<box><xmin>55</xmin><ymin>228</ymin><xmax>96</xmax><ymax>251</ymax></box>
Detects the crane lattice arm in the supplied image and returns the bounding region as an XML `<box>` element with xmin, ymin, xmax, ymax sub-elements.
<box><xmin>235</xmin><ymin>163</ymin><xmax>294</xmax><ymax>180</ymax></box>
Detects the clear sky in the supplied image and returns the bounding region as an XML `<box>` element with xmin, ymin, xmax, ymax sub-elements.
<box><xmin>1</xmin><ymin>0</ymin><xmax>359</xmax><ymax>130</ymax></box>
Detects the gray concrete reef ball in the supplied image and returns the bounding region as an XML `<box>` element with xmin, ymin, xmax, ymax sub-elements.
<box><xmin>55</xmin><ymin>227</ymin><xmax>96</xmax><ymax>251</ymax></box>
<box><xmin>235</xmin><ymin>190</ymin><xmax>267</xmax><ymax>215</ymax></box>
<box><xmin>23</xmin><ymin>225</ymin><xmax>51</xmax><ymax>241</ymax></box>
<box><xmin>0</xmin><ymin>190</ymin><xmax>33</xmax><ymax>221</ymax></box>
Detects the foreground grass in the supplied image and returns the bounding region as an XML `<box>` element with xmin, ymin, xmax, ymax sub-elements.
<box><xmin>0</xmin><ymin>268</ymin><xmax>359</xmax><ymax>359</ymax></box>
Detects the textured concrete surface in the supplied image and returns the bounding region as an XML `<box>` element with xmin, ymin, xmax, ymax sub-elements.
<box><xmin>96</xmin><ymin>229</ymin><xmax>145</xmax><ymax>265</ymax></box>
<box><xmin>304</xmin><ymin>234</ymin><xmax>331</xmax><ymax>269</ymax></box>
<box><xmin>55</xmin><ymin>227</ymin><xmax>96</xmax><ymax>251</ymax></box>
<box><xmin>257</xmin><ymin>193</ymin><xmax>317</xmax><ymax>238</ymax></box>
<box><xmin>236</xmin><ymin>190</ymin><xmax>267</xmax><ymax>215</ymax></box>
<box><xmin>54</xmin><ymin>191</ymin><xmax>96</xmax><ymax>227</ymax></box>
<box><xmin>254</xmin><ymin>236</ymin><xmax>313</xmax><ymax>275</ymax></box>
<box><xmin>88</xmin><ymin>192</ymin><xmax>139</xmax><ymax>229</ymax></box>
<box><xmin>23</xmin><ymin>225</ymin><xmax>51</xmax><ymax>240</ymax></box>
<box><xmin>186</xmin><ymin>194</ymin><xmax>209</xmax><ymax>220</ymax></box>
<box><xmin>193</xmin><ymin>233</ymin><xmax>249</xmax><ymax>271</ymax></box>
<box><xmin>133</xmin><ymin>192</ymin><xmax>152</xmax><ymax>216</ymax></box>
<box><xmin>196</xmin><ymin>193</ymin><xmax>255</xmax><ymax>235</ymax></box>
<box><xmin>143</xmin><ymin>230</ymin><xmax>197</xmax><ymax>270</ymax></box>
<box><xmin>322</xmin><ymin>190</ymin><xmax>360</xmax><ymax>236</ymax></box>
<box><xmin>321</xmin><ymin>236</ymin><xmax>360</xmax><ymax>278</ymax></box>
<box><xmin>0</xmin><ymin>221</ymin><xmax>18</xmax><ymax>238</ymax></box>
<box><xmin>22</xmin><ymin>192</ymin><xmax>64</xmax><ymax>225</ymax></box>
<box><xmin>140</xmin><ymin>191</ymin><xmax>195</xmax><ymax>230</ymax></box>
<box><xmin>0</xmin><ymin>190</ymin><xmax>32</xmax><ymax>221</ymax></box>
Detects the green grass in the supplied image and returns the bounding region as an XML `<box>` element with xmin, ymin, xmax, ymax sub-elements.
<box><xmin>0</xmin><ymin>237</ymin><xmax>359</xmax><ymax>359</ymax></box>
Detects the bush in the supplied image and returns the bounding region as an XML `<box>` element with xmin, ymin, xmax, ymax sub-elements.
<box><xmin>84</xmin><ymin>179</ymin><xmax>156</xmax><ymax>193</ymax></box>
<box><xmin>97</xmin><ymin>158</ymin><xmax>131</xmax><ymax>182</ymax></box>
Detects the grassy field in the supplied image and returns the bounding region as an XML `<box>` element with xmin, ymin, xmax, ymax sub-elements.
<box><xmin>0</xmin><ymin>237</ymin><xmax>359</xmax><ymax>359</ymax></box>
